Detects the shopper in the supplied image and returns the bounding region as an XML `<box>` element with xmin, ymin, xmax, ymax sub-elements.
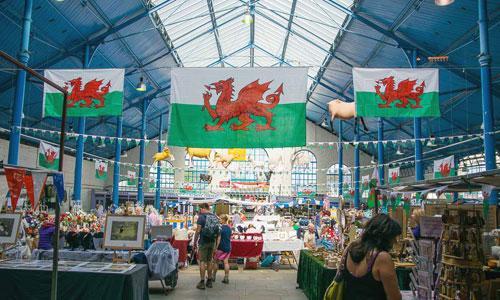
<box><xmin>303</xmin><ymin>223</ymin><xmax>316</xmax><ymax>249</ymax></box>
<box><xmin>193</xmin><ymin>203</ymin><xmax>220</xmax><ymax>290</ymax></box>
<box><xmin>343</xmin><ymin>214</ymin><xmax>402</xmax><ymax>300</ymax></box>
<box><xmin>410</xmin><ymin>208</ymin><xmax>424</xmax><ymax>240</ymax></box>
<box><xmin>214</xmin><ymin>214</ymin><xmax>232</xmax><ymax>284</ymax></box>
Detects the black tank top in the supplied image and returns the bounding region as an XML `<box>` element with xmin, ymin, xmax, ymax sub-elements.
<box><xmin>343</xmin><ymin>251</ymin><xmax>386</xmax><ymax>300</ymax></box>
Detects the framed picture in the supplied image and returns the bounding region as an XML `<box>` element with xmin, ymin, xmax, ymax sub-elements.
<box><xmin>103</xmin><ymin>215</ymin><xmax>146</xmax><ymax>250</ymax></box>
<box><xmin>0</xmin><ymin>213</ymin><xmax>22</xmax><ymax>245</ymax></box>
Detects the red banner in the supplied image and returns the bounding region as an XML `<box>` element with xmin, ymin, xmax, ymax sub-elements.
<box><xmin>23</xmin><ymin>173</ymin><xmax>35</xmax><ymax>208</ymax></box>
<box><xmin>4</xmin><ymin>167</ymin><xmax>26</xmax><ymax>211</ymax></box>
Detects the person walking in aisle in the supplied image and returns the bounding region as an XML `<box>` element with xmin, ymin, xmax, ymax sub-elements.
<box><xmin>214</xmin><ymin>214</ymin><xmax>232</xmax><ymax>284</ymax></box>
<box><xmin>193</xmin><ymin>203</ymin><xmax>220</xmax><ymax>290</ymax></box>
<box><xmin>342</xmin><ymin>214</ymin><xmax>402</xmax><ymax>300</ymax></box>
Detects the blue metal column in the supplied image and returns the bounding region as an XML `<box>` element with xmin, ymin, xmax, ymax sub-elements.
<box><xmin>137</xmin><ymin>99</ymin><xmax>148</xmax><ymax>205</ymax></box>
<box><xmin>377</xmin><ymin>118</ymin><xmax>385</xmax><ymax>185</ymax></box>
<box><xmin>112</xmin><ymin>117</ymin><xmax>123</xmax><ymax>206</ymax></box>
<box><xmin>354</xmin><ymin>121</ymin><xmax>360</xmax><ymax>208</ymax></box>
<box><xmin>478</xmin><ymin>0</ymin><xmax>497</xmax><ymax>205</ymax></box>
<box><xmin>73</xmin><ymin>45</ymin><xmax>89</xmax><ymax>204</ymax></box>
<box><xmin>7</xmin><ymin>0</ymin><xmax>33</xmax><ymax>165</ymax></box>
<box><xmin>155</xmin><ymin>114</ymin><xmax>164</xmax><ymax>209</ymax></box>
<box><xmin>338</xmin><ymin>121</ymin><xmax>344</xmax><ymax>197</ymax></box>
<box><xmin>412</xmin><ymin>49</ymin><xmax>424</xmax><ymax>181</ymax></box>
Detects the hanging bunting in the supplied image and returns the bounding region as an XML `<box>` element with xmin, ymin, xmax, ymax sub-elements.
<box><xmin>23</xmin><ymin>173</ymin><xmax>35</xmax><ymax>208</ymax></box>
<box><xmin>31</xmin><ymin>171</ymin><xmax>48</xmax><ymax>210</ymax></box>
<box><xmin>4</xmin><ymin>167</ymin><xmax>25</xmax><ymax>211</ymax></box>
<box><xmin>52</xmin><ymin>173</ymin><xmax>65</xmax><ymax>204</ymax></box>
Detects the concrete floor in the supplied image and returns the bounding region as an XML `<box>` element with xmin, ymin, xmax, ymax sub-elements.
<box><xmin>149</xmin><ymin>266</ymin><xmax>308</xmax><ymax>300</ymax></box>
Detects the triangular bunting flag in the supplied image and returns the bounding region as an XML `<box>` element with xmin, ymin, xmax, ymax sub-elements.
<box><xmin>52</xmin><ymin>173</ymin><xmax>65</xmax><ymax>204</ymax></box>
<box><xmin>31</xmin><ymin>171</ymin><xmax>48</xmax><ymax>210</ymax></box>
<box><xmin>4</xmin><ymin>167</ymin><xmax>26</xmax><ymax>211</ymax></box>
<box><xmin>23</xmin><ymin>173</ymin><xmax>35</xmax><ymax>208</ymax></box>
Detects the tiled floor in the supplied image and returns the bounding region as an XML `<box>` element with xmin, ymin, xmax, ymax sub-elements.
<box><xmin>149</xmin><ymin>266</ymin><xmax>308</xmax><ymax>300</ymax></box>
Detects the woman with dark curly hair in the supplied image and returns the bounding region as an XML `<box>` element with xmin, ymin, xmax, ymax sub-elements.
<box><xmin>343</xmin><ymin>214</ymin><xmax>402</xmax><ymax>300</ymax></box>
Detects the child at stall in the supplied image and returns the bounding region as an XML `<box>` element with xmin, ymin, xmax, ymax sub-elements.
<box><xmin>214</xmin><ymin>214</ymin><xmax>232</xmax><ymax>284</ymax></box>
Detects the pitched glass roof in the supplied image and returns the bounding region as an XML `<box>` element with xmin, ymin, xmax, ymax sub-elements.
<box><xmin>152</xmin><ymin>0</ymin><xmax>354</xmax><ymax>89</ymax></box>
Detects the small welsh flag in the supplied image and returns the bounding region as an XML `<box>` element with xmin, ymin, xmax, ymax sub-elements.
<box><xmin>388</xmin><ymin>167</ymin><xmax>400</xmax><ymax>185</ymax></box>
<box><xmin>127</xmin><ymin>171</ymin><xmax>137</xmax><ymax>186</ymax></box>
<box><xmin>362</xmin><ymin>175</ymin><xmax>370</xmax><ymax>191</ymax></box>
<box><xmin>38</xmin><ymin>141</ymin><xmax>59</xmax><ymax>170</ymax></box>
<box><xmin>433</xmin><ymin>155</ymin><xmax>456</xmax><ymax>178</ymax></box>
<box><xmin>95</xmin><ymin>160</ymin><xmax>108</xmax><ymax>180</ymax></box>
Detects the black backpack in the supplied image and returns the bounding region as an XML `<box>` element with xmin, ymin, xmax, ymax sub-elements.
<box><xmin>201</xmin><ymin>213</ymin><xmax>220</xmax><ymax>242</ymax></box>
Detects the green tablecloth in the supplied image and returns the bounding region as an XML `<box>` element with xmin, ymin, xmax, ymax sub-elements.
<box><xmin>0</xmin><ymin>264</ymin><xmax>149</xmax><ymax>300</ymax></box>
<box><xmin>297</xmin><ymin>250</ymin><xmax>412</xmax><ymax>300</ymax></box>
<box><xmin>297</xmin><ymin>250</ymin><xmax>337</xmax><ymax>300</ymax></box>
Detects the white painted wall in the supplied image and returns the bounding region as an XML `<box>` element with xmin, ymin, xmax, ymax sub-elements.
<box><xmin>0</xmin><ymin>139</ymin><xmax>107</xmax><ymax>211</ymax></box>
<box><xmin>109</xmin><ymin>120</ymin><xmax>374</xmax><ymax>195</ymax></box>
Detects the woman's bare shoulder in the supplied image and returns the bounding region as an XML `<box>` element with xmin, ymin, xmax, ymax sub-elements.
<box><xmin>375</xmin><ymin>251</ymin><xmax>395</xmax><ymax>265</ymax></box>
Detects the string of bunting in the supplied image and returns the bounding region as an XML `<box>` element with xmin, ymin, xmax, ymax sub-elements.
<box><xmin>86</xmin><ymin>155</ymin><xmax>448</xmax><ymax>174</ymax></box>
<box><xmin>17</xmin><ymin>126</ymin><xmax>499</xmax><ymax>149</ymax></box>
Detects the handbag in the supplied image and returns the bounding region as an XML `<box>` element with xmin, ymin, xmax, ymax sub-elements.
<box><xmin>323</xmin><ymin>246</ymin><xmax>350</xmax><ymax>300</ymax></box>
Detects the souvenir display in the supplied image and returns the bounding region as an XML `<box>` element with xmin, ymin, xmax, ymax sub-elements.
<box><xmin>438</xmin><ymin>208</ymin><xmax>486</xmax><ymax>300</ymax></box>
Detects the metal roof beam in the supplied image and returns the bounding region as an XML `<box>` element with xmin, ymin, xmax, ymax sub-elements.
<box><xmin>255</xmin><ymin>10</ymin><xmax>330</xmax><ymax>56</ymax></box>
<box><xmin>250</xmin><ymin>0</ymin><xmax>256</xmax><ymax>67</ymax></box>
<box><xmin>206</xmin><ymin>0</ymin><xmax>225</xmax><ymax>67</ymax></box>
<box><xmin>86</xmin><ymin>0</ymin><xmax>160</xmax><ymax>90</ymax></box>
<box><xmin>279</xmin><ymin>0</ymin><xmax>298</xmax><ymax>66</ymax></box>
<box><xmin>207</xmin><ymin>44</ymin><xmax>251</xmax><ymax>67</ymax></box>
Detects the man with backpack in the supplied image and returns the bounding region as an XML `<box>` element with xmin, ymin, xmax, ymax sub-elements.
<box><xmin>193</xmin><ymin>203</ymin><xmax>220</xmax><ymax>289</ymax></box>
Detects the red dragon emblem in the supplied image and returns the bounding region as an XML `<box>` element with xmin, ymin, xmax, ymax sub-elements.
<box><xmin>439</xmin><ymin>162</ymin><xmax>451</xmax><ymax>177</ymax></box>
<box><xmin>374</xmin><ymin>76</ymin><xmax>425</xmax><ymax>109</ymax></box>
<box><xmin>391</xmin><ymin>171</ymin><xmax>398</xmax><ymax>182</ymax></box>
<box><xmin>64</xmin><ymin>77</ymin><xmax>111</xmax><ymax>109</ymax></box>
<box><xmin>97</xmin><ymin>165</ymin><xmax>106</xmax><ymax>176</ymax></box>
<box><xmin>202</xmin><ymin>78</ymin><xmax>284</xmax><ymax>131</ymax></box>
<box><xmin>45</xmin><ymin>148</ymin><xmax>57</xmax><ymax>164</ymax></box>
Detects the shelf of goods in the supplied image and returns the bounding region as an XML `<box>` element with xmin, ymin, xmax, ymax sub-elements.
<box><xmin>438</xmin><ymin>207</ymin><xmax>486</xmax><ymax>300</ymax></box>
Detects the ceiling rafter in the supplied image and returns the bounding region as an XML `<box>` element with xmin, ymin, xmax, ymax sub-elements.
<box><xmin>279</xmin><ymin>0</ymin><xmax>298</xmax><ymax>66</ymax></box>
<box><xmin>206</xmin><ymin>0</ymin><xmax>225</xmax><ymax>67</ymax></box>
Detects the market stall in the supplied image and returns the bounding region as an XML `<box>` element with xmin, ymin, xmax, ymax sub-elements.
<box><xmin>0</xmin><ymin>260</ymin><xmax>149</xmax><ymax>300</ymax></box>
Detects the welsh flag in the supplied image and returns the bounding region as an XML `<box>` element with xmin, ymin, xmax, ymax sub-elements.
<box><xmin>167</xmin><ymin>68</ymin><xmax>307</xmax><ymax>148</ymax></box>
<box><xmin>43</xmin><ymin>69</ymin><xmax>124</xmax><ymax>117</ymax></box>
<box><xmin>95</xmin><ymin>160</ymin><xmax>108</xmax><ymax>180</ymax></box>
<box><xmin>353</xmin><ymin>68</ymin><xmax>440</xmax><ymax>118</ymax></box>
<box><xmin>127</xmin><ymin>171</ymin><xmax>137</xmax><ymax>186</ymax></box>
<box><xmin>434</xmin><ymin>155</ymin><xmax>456</xmax><ymax>178</ymax></box>
<box><xmin>362</xmin><ymin>175</ymin><xmax>370</xmax><ymax>191</ymax></box>
<box><xmin>38</xmin><ymin>141</ymin><xmax>59</xmax><ymax>170</ymax></box>
<box><xmin>388</xmin><ymin>167</ymin><xmax>400</xmax><ymax>185</ymax></box>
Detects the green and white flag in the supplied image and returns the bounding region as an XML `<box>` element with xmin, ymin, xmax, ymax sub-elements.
<box><xmin>434</xmin><ymin>155</ymin><xmax>456</xmax><ymax>178</ymax></box>
<box><xmin>168</xmin><ymin>67</ymin><xmax>308</xmax><ymax>148</ymax></box>
<box><xmin>43</xmin><ymin>69</ymin><xmax>124</xmax><ymax>117</ymax></box>
<box><xmin>95</xmin><ymin>160</ymin><xmax>108</xmax><ymax>180</ymax></box>
<box><xmin>127</xmin><ymin>171</ymin><xmax>137</xmax><ymax>186</ymax></box>
<box><xmin>362</xmin><ymin>175</ymin><xmax>370</xmax><ymax>191</ymax></box>
<box><xmin>353</xmin><ymin>68</ymin><xmax>440</xmax><ymax>118</ymax></box>
<box><xmin>38</xmin><ymin>141</ymin><xmax>59</xmax><ymax>170</ymax></box>
<box><xmin>388</xmin><ymin>167</ymin><xmax>400</xmax><ymax>185</ymax></box>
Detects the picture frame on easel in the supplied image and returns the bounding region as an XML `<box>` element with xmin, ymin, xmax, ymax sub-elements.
<box><xmin>0</xmin><ymin>213</ymin><xmax>22</xmax><ymax>246</ymax></box>
<box><xmin>103</xmin><ymin>215</ymin><xmax>146</xmax><ymax>251</ymax></box>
